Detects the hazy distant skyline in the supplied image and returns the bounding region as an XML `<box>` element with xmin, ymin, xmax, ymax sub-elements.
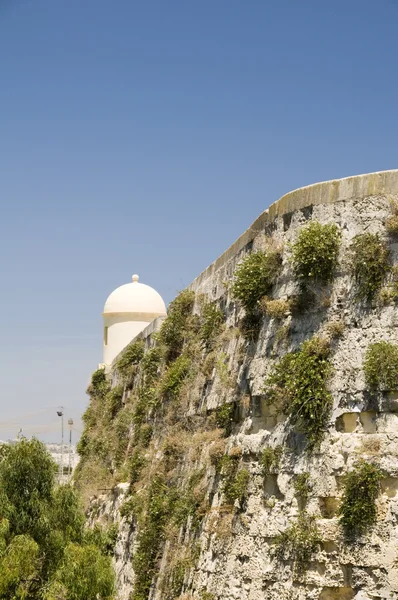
<box><xmin>1</xmin><ymin>0</ymin><xmax>398</xmax><ymax>441</ymax></box>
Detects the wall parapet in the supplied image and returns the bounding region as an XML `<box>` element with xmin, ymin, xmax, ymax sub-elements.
<box><xmin>188</xmin><ymin>169</ymin><xmax>398</xmax><ymax>293</ymax></box>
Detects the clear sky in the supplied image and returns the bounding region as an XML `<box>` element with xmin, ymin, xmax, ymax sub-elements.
<box><xmin>1</xmin><ymin>0</ymin><xmax>397</xmax><ymax>441</ymax></box>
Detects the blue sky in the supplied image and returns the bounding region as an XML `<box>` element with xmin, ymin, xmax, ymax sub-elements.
<box><xmin>1</xmin><ymin>0</ymin><xmax>397</xmax><ymax>441</ymax></box>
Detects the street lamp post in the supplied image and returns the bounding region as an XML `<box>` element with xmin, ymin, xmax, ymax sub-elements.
<box><xmin>57</xmin><ymin>409</ymin><xmax>64</xmax><ymax>482</ymax></box>
<box><xmin>68</xmin><ymin>418</ymin><xmax>74</xmax><ymax>480</ymax></box>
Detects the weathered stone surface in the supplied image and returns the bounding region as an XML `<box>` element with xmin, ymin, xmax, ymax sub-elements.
<box><xmin>88</xmin><ymin>171</ymin><xmax>398</xmax><ymax>599</ymax></box>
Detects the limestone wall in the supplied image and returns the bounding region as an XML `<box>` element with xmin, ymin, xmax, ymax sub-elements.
<box><xmin>87</xmin><ymin>170</ymin><xmax>398</xmax><ymax>600</ymax></box>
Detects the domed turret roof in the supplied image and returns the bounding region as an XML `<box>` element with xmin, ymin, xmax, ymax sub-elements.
<box><xmin>103</xmin><ymin>274</ymin><xmax>167</xmax><ymax>316</ymax></box>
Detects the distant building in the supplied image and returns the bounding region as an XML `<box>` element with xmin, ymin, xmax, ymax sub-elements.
<box><xmin>45</xmin><ymin>442</ymin><xmax>80</xmax><ymax>477</ymax></box>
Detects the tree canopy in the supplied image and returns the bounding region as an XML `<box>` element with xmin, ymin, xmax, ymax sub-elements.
<box><xmin>0</xmin><ymin>437</ymin><xmax>115</xmax><ymax>600</ymax></box>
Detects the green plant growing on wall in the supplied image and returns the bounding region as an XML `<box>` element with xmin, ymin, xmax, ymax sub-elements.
<box><xmin>128</xmin><ymin>449</ymin><xmax>146</xmax><ymax>485</ymax></box>
<box><xmin>385</xmin><ymin>199</ymin><xmax>398</xmax><ymax>234</ymax></box>
<box><xmin>363</xmin><ymin>341</ymin><xmax>398</xmax><ymax>391</ymax></box>
<box><xmin>274</xmin><ymin>512</ymin><xmax>321</xmax><ymax>571</ymax></box>
<box><xmin>106</xmin><ymin>385</ymin><xmax>124</xmax><ymax>419</ymax></box>
<box><xmin>219</xmin><ymin>453</ymin><xmax>249</xmax><ymax>509</ymax></box>
<box><xmin>239</xmin><ymin>311</ymin><xmax>262</xmax><ymax>342</ymax></box>
<box><xmin>116</xmin><ymin>340</ymin><xmax>145</xmax><ymax>377</ymax></box>
<box><xmin>199</xmin><ymin>592</ymin><xmax>216</xmax><ymax>600</ymax></box>
<box><xmin>131</xmin><ymin>476</ymin><xmax>172</xmax><ymax>600</ymax></box>
<box><xmin>291</xmin><ymin>221</ymin><xmax>341</xmax><ymax>284</ymax></box>
<box><xmin>223</xmin><ymin>468</ymin><xmax>250</xmax><ymax>507</ymax></box>
<box><xmin>350</xmin><ymin>233</ymin><xmax>391</xmax><ymax>300</ymax></box>
<box><xmin>88</xmin><ymin>368</ymin><xmax>109</xmax><ymax>399</ymax></box>
<box><xmin>199</xmin><ymin>300</ymin><xmax>224</xmax><ymax>351</ymax></box>
<box><xmin>141</xmin><ymin>346</ymin><xmax>164</xmax><ymax>382</ymax></box>
<box><xmin>293</xmin><ymin>472</ymin><xmax>311</xmax><ymax>506</ymax></box>
<box><xmin>160</xmin><ymin>354</ymin><xmax>192</xmax><ymax>400</ymax></box>
<box><xmin>263</xmin><ymin>336</ymin><xmax>332</xmax><ymax>448</ymax></box>
<box><xmin>260</xmin><ymin>446</ymin><xmax>283</xmax><ymax>476</ymax></box>
<box><xmin>338</xmin><ymin>460</ymin><xmax>383</xmax><ymax>538</ymax></box>
<box><xmin>158</xmin><ymin>289</ymin><xmax>196</xmax><ymax>361</ymax></box>
<box><xmin>231</xmin><ymin>249</ymin><xmax>282</xmax><ymax>313</ymax></box>
<box><xmin>172</xmin><ymin>470</ymin><xmax>207</xmax><ymax>531</ymax></box>
<box><xmin>214</xmin><ymin>403</ymin><xmax>235</xmax><ymax>437</ymax></box>
<box><xmin>215</xmin><ymin>352</ymin><xmax>231</xmax><ymax>387</ymax></box>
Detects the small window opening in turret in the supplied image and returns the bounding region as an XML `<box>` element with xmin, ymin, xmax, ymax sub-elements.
<box><xmin>104</xmin><ymin>326</ymin><xmax>108</xmax><ymax>346</ymax></box>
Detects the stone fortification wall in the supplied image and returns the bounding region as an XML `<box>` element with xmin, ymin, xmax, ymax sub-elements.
<box><xmin>82</xmin><ymin>170</ymin><xmax>398</xmax><ymax>600</ymax></box>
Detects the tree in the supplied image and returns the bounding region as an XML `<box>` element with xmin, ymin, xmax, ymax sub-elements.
<box><xmin>0</xmin><ymin>438</ymin><xmax>114</xmax><ymax>599</ymax></box>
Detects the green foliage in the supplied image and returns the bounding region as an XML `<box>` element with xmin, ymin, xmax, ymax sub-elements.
<box><xmin>214</xmin><ymin>403</ymin><xmax>235</xmax><ymax>436</ymax></box>
<box><xmin>89</xmin><ymin>368</ymin><xmax>109</xmax><ymax>398</ymax></box>
<box><xmin>260</xmin><ymin>446</ymin><xmax>283</xmax><ymax>476</ymax></box>
<box><xmin>0</xmin><ymin>535</ymin><xmax>40</xmax><ymax>599</ymax></box>
<box><xmin>263</xmin><ymin>336</ymin><xmax>332</xmax><ymax>448</ymax></box>
<box><xmin>350</xmin><ymin>233</ymin><xmax>391</xmax><ymax>300</ymax></box>
<box><xmin>338</xmin><ymin>460</ymin><xmax>383</xmax><ymax>538</ymax></box>
<box><xmin>135</xmin><ymin>423</ymin><xmax>153</xmax><ymax>448</ymax></box>
<box><xmin>131</xmin><ymin>476</ymin><xmax>172</xmax><ymax>600</ymax></box>
<box><xmin>116</xmin><ymin>340</ymin><xmax>145</xmax><ymax>376</ymax></box>
<box><xmin>84</xmin><ymin>524</ymin><xmax>118</xmax><ymax>556</ymax></box>
<box><xmin>231</xmin><ymin>250</ymin><xmax>282</xmax><ymax>312</ymax></box>
<box><xmin>160</xmin><ymin>354</ymin><xmax>192</xmax><ymax>399</ymax></box>
<box><xmin>293</xmin><ymin>472</ymin><xmax>311</xmax><ymax>506</ymax></box>
<box><xmin>0</xmin><ymin>438</ymin><xmax>114</xmax><ymax>599</ymax></box>
<box><xmin>239</xmin><ymin>311</ymin><xmax>262</xmax><ymax>341</ymax></box>
<box><xmin>223</xmin><ymin>469</ymin><xmax>249</xmax><ymax>507</ymax></box>
<box><xmin>274</xmin><ymin>512</ymin><xmax>321</xmax><ymax>570</ymax></box>
<box><xmin>158</xmin><ymin>290</ymin><xmax>196</xmax><ymax>360</ymax></box>
<box><xmin>363</xmin><ymin>341</ymin><xmax>398</xmax><ymax>391</ymax></box>
<box><xmin>172</xmin><ymin>470</ymin><xmax>206</xmax><ymax>530</ymax></box>
<box><xmin>106</xmin><ymin>385</ymin><xmax>124</xmax><ymax>419</ymax></box>
<box><xmin>141</xmin><ymin>346</ymin><xmax>164</xmax><ymax>382</ymax></box>
<box><xmin>291</xmin><ymin>221</ymin><xmax>341</xmax><ymax>284</ymax></box>
<box><xmin>220</xmin><ymin>454</ymin><xmax>249</xmax><ymax>508</ymax></box>
<box><xmin>199</xmin><ymin>301</ymin><xmax>224</xmax><ymax>351</ymax></box>
<box><xmin>128</xmin><ymin>449</ymin><xmax>146</xmax><ymax>485</ymax></box>
<box><xmin>200</xmin><ymin>593</ymin><xmax>216</xmax><ymax>600</ymax></box>
<box><xmin>45</xmin><ymin>543</ymin><xmax>115</xmax><ymax>600</ymax></box>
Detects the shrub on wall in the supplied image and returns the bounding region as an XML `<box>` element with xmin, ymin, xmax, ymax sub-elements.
<box><xmin>160</xmin><ymin>355</ymin><xmax>192</xmax><ymax>400</ymax></box>
<box><xmin>274</xmin><ymin>512</ymin><xmax>321</xmax><ymax>570</ymax></box>
<box><xmin>116</xmin><ymin>340</ymin><xmax>145</xmax><ymax>377</ymax></box>
<box><xmin>199</xmin><ymin>300</ymin><xmax>224</xmax><ymax>351</ymax></box>
<box><xmin>141</xmin><ymin>346</ymin><xmax>164</xmax><ymax>382</ymax></box>
<box><xmin>219</xmin><ymin>452</ymin><xmax>249</xmax><ymax>509</ymax></box>
<box><xmin>263</xmin><ymin>336</ymin><xmax>332</xmax><ymax>448</ymax></box>
<box><xmin>214</xmin><ymin>403</ymin><xmax>235</xmax><ymax>437</ymax></box>
<box><xmin>350</xmin><ymin>233</ymin><xmax>390</xmax><ymax>300</ymax></box>
<box><xmin>88</xmin><ymin>368</ymin><xmax>109</xmax><ymax>399</ymax></box>
<box><xmin>338</xmin><ymin>460</ymin><xmax>383</xmax><ymax>538</ymax></box>
<box><xmin>385</xmin><ymin>199</ymin><xmax>398</xmax><ymax>234</ymax></box>
<box><xmin>293</xmin><ymin>472</ymin><xmax>311</xmax><ymax>506</ymax></box>
<box><xmin>260</xmin><ymin>446</ymin><xmax>283</xmax><ymax>476</ymax></box>
<box><xmin>231</xmin><ymin>249</ymin><xmax>282</xmax><ymax>313</ymax></box>
<box><xmin>291</xmin><ymin>221</ymin><xmax>341</xmax><ymax>284</ymax></box>
<box><xmin>363</xmin><ymin>341</ymin><xmax>398</xmax><ymax>391</ymax></box>
<box><xmin>158</xmin><ymin>290</ymin><xmax>196</xmax><ymax>360</ymax></box>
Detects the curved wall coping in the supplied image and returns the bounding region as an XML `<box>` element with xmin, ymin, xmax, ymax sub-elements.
<box><xmin>110</xmin><ymin>169</ymin><xmax>398</xmax><ymax>368</ymax></box>
<box><xmin>189</xmin><ymin>169</ymin><xmax>398</xmax><ymax>292</ymax></box>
